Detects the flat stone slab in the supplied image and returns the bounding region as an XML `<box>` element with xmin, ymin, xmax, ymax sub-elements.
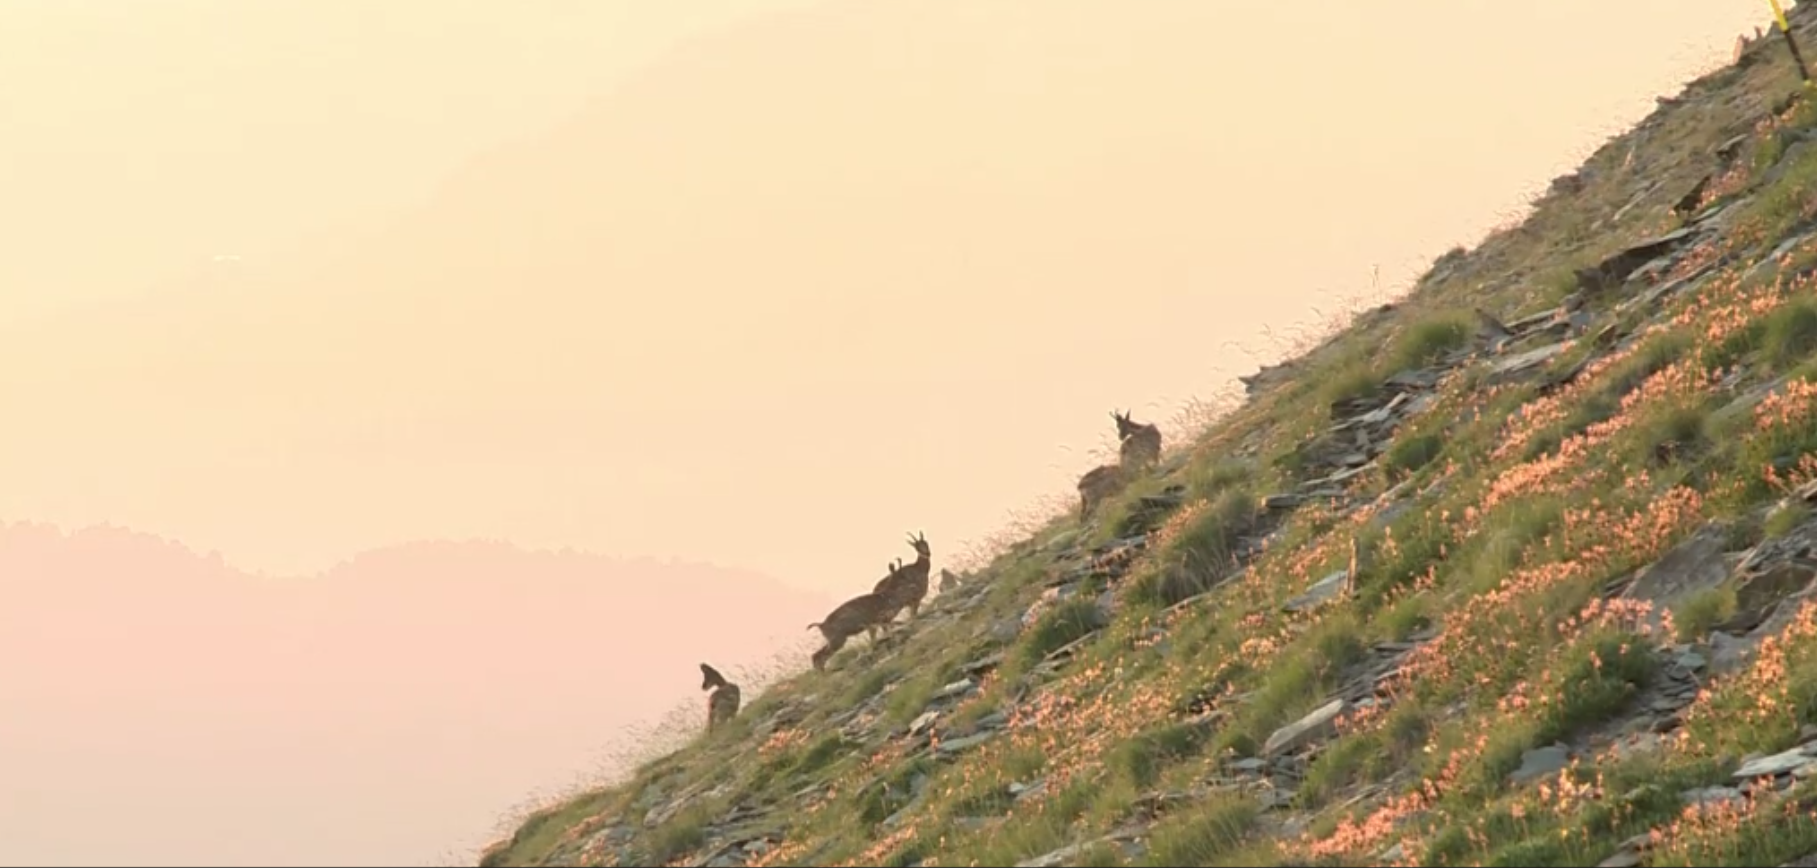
<box><xmin>1510</xmin><ymin>744</ymin><xmax>1571</xmax><ymax>785</ymax></box>
<box><xmin>1736</xmin><ymin>748</ymin><xmax>1814</xmax><ymax>780</ymax></box>
<box><xmin>1283</xmin><ymin>570</ymin><xmax>1348</xmax><ymax>614</ymax></box>
<box><xmin>1486</xmin><ymin>341</ymin><xmax>1572</xmax><ymax>384</ymax></box>
<box><xmin>1264</xmin><ymin>699</ymin><xmax>1345</xmax><ymax>757</ymax></box>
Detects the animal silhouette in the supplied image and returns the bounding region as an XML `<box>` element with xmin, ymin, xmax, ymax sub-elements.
<box><xmin>1077</xmin><ymin>463</ymin><xmax>1128</xmax><ymax>520</ymax></box>
<box><xmin>1112</xmin><ymin>409</ymin><xmax>1163</xmax><ymax>470</ymax></box>
<box><xmin>699</xmin><ymin>663</ymin><xmax>741</xmax><ymax>733</ymax></box>
<box><xmin>873</xmin><ymin>531</ymin><xmax>933</xmax><ymax>622</ymax></box>
<box><xmin>807</xmin><ymin>592</ymin><xmax>897</xmax><ymax>671</ymax></box>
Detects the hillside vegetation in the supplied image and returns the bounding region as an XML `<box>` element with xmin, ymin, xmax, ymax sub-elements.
<box><xmin>482</xmin><ymin>11</ymin><xmax>1817</xmax><ymax>868</ymax></box>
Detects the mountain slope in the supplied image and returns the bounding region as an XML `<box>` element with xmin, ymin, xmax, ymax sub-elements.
<box><xmin>477</xmin><ymin>12</ymin><xmax>1817</xmax><ymax>868</ymax></box>
<box><xmin>0</xmin><ymin>525</ymin><xmax>830</xmax><ymax>868</ymax></box>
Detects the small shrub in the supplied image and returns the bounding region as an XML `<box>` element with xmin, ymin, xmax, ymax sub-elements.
<box><xmin>857</xmin><ymin>758</ymin><xmax>935</xmax><ymax>824</ymax></box>
<box><xmin>1382</xmin><ymin>700</ymin><xmax>1433</xmax><ymax>763</ymax></box>
<box><xmin>1135</xmin><ymin>489</ymin><xmax>1257</xmax><ymax>606</ymax></box>
<box><xmin>1356</xmin><ymin>506</ymin><xmax>1454</xmax><ymax>609</ymax></box>
<box><xmin>1763</xmin><ymin>298</ymin><xmax>1817</xmax><ymax>368</ymax></box>
<box><xmin>1018</xmin><ymin>596</ymin><xmax>1103</xmax><ymax>667</ymax></box>
<box><xmin>1385</xmin><ymin>431</ymin><xmax>1445</xmax><ymax>480</ymax></box>
<box><xmin>1608</xmin><ymin>330</ymin><xmax>1695</xmax><ymax>399</ymax></box>
<box><xmin>1754</xmin><ymin>131</ymin><xmax>1789</xmax><ymax>176</ymax></box>
<box><xmin>1379</xmin><ymin>592</ymin><xmax>1434</xmax><ymax>641</ymax></box>
<box><xmin>1187</xmin><ymin>458</ymin><xmax>1254</xmax><ymax>502</ymax></box>
<box><xmin>1076</xmin><ymin>843</ymin><xmax>1126</xmax><ymax>868</ymax></box>
<box><xmin>1140</xmin><ymin>793</ymin><xmax>1260</xmax><ymax>867</ymax></box>
<box><xmin>1297</xmin><ymin>730</ymin><xmax>1385</xmax><ymax>807</ymax></box>
<box><xmin>641</xmin><ymin>806</ymin><xmax>709</xmax><ymax>866</ymax></box>
<box><xmin>1634</xmin><ymin>401</ymin><xmax>1711</xmax><ymax>465</ymax></box>
<box><xmin>1390</xmin><ymin>312</ymin><xmax>1474</xmax><ymax>371</ymax></box>
<box><xmin>1735</xmin><ymin>378</ymin><xmax>1817</xmax><ymax>504</ymax></box>
<box><xmin>1674</xmin><ymin>585</ymin><xmax>1738</xmax><ymax>642</ymax></box>
<box><xmin>1754</xmin><ymin>141</ymin><xmax>1817</xmax><ymax>239</ymax></box>
<box><xmin>1111</xmin><ymin>719</ymin><xmax>1215</xmax><ymax>788</ymax></box>
<box><xmin>1543</xmin><ymin>632</ymin><xmax>1657</xmax><ymax>737</ymax></box>
<box><xmin>1322</xmin><ymin>366</ymin><xmax>1382</xmax><ymax>409</ymax></box>
<box><xmin>793</xmin><ymin>734</ymin><xmax>851</xmax><ymax>777</ymax></box>
<box><xmin>1768</xmin><ymin>500</ymin><xmax>1812</xmax><ymax>538</ymax></box>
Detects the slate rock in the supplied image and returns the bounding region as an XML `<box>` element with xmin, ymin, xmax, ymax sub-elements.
<box><xmin>909</xmin><ymin>711</ymin><xmax>941</xmax><ymax>737</ymax></box>
<box><xmin>937</xmin><ymin>731</ymin><xmax>997</xmax><ymax>757</ymax></box>
<box><xmin>1485</xmin><ymin>342</ymin><xmax>1572</xmax><ymax>385</ymax></box>
<box><xmin>1684</xmin><ymin>785</ymin><xmax>1745</xmax><ymax>808</ymax></box>
<box><xmin>1263</xmin><ymin>700</ymin><xmax>1346</xmax><ymax>757</ymax></box>
<box><xmin>1282</xmin><ymin>570</ymin><xmax>1349</xmax><ymax>614</ymax></box>
<box><xmin>1621</xmin><ymin>523</ymin><xmax>1733</xmax><ymax>621</ymax></box>
<box><xmin>1510</xmin><ymin>744</ymin><xmax>1571</xmax><ymax>785</ymax></box>
<box><xmin>1736</xmin><ymin>748</ymin><xmax>1813</xmax><ymax>780</ymax></box>
<box><xmin>931</xmin><ymin>678</ymin><xmax>978</xmax><ymax>703</ymax></box>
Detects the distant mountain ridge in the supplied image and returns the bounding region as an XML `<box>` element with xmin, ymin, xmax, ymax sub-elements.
<box><xmin>0</xmin><ymin>520</ymin><xmax>832</xmax><ymax>868</ymax></box>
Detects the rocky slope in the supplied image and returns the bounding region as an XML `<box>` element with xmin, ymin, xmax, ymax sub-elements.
<box><xmin>481</xmin><ymin>9</ymin><xmax>1817</xmax><ymax>867</ymax></box>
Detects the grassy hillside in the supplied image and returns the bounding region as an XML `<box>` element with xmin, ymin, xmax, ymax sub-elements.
<box><xmin>481</xmin><ymin>13</ymin><xmax>1817</xmax><ymax>868</ymax></box>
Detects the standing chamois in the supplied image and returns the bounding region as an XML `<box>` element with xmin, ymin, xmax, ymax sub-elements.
<box><xmin>806</xmin><ymin>591</ymin><xmax>896</xmax><ymax>671</ymax></box>
<box><xmin>873</xmin><ymin>531</ymin><xmax>933</xmax><ymax>622</ymax></box>
<box><xmin>1112</xmin><ymin>409</ymin><xmax>1163</xmax><ymax>470</ymax></box>
<box><xmin>699</xmin><ymin>663</ymin><xmax>741</xmax><ymax>733</ymax></box>
<box><xmin>1077</xmin><ymin>462</ymin><xmax>1128</xmax><ymax>520</ymax></box>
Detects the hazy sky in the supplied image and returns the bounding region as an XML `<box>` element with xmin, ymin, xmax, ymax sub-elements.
<box><xmin>0</xmin><ymin>527</ymin><xmax>831</xmax><ymax>867</ymax></box>
<box><xmin>0</xmin><ymin>4</ymin><xmax>1783</xmax><ymax>861</ymax></box>
<box><xmin>0</xmin><ymin>0</ymin><xmax>1770</xmax><ymax>594</ymax></box>
<box><xmin>0</xmin><ymin>0</ymin><xmax>826</xmax><ymax>318</ymax></box>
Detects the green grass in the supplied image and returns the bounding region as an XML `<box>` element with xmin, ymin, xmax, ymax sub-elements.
<box><xmin>1767</xmin><ymin>499</ymin><xmax>1812</xmax><ymax>538</ymax></box>
<box><xmin>476</xmin><ymin>44</ymin><xmax>1817</xmax><ymax>868</ymax></box>
<box><xmin>638</xmin><ymin>805</ymin><xmax>710</xmax><ymax>866</ymax></box>
<box><xmin>1751</xmin><ymin>134</ymin><xmax>1817</xmax><ymax>241</ymax></box>
<box><xmin>1318</xmin><ymin>345</ymin><xmax>1388</xmax><ymax>405</ymax></box>
<box><xmin>1384</xmin><ymin>430</ymin><xmax>1445</xmax><ymax>481</ymax></box>
<box><xmin>1139</xmin><ymin>794</ymin><xmax>1260</xmax><ymax>867</ymax></box>
<box><xmin>1674</xmin><ymin>584</ymin><xmax>1738</xmax><ymax>641</ymax></box>
<box><xmin>1764</xmin><ymin>298</ymin><xmax>1817</xmax><ymax>368</ymax></box>
<box><xmin>1127</xmin><ymin>487</ymin><xmax>1257</xmax><ymax>607</ymax></box>
<box><xmin>478</xmin><ymin>790</ymin><xmax>618</xmax><ymax>867</ymax></box>
<box><xmin>1391</xmin><ymin>311</ymin><xmax>1475</xmax><ymax>371</ymax></box>
<box><xmin>1109</xmin><ymin>719</ymin><xmax>1216</xmax><ymax>789</ymax></box>
<box><xmin>1017</xmin><ymin>595</ymin><xmax>1105</xmax><ymax>668</ymax></box>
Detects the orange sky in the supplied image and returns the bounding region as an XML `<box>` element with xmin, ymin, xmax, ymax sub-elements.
<box><xmin>0</xmin><ymin>1</ymin><xmax>1783</xmax><ymax>863</ymax></box>
<box><xmin>0</xmin><ymin>526</ymin><xmax>830</xmax><ymax>867</ymax></box>
<box><xmin>0</xmin><ymin>0</ymin><xmax>1770</xmax><ymax>593</ymax></box>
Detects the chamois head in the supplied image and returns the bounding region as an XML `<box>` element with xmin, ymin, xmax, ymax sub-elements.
<box><xmin>700</xmin><ymin>662</ymin><xmax>730</xmax><ymax>692</ymax></box>
<box><xmin>1112</xmin><ymin>409</ymin><xmax>1163</xmax><ymax>469</ymax></box>
<box><xmin>907</xmin><ymin>530</ymin><xmax>931</xmax><ymax>561</ymax></box>
<box><xmin>1111</xmin><ymin>409</ymin><xmax>1135</xmax><ymax>437</ymax></box>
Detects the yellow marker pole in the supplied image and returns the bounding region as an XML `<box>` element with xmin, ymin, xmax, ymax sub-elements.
<box><xmin>1768</xmin><ymin>0</ymin><xmax>1813</xmax><ymax>85</ymax></box>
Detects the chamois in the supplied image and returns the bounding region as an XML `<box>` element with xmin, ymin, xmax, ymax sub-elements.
<box><xmin>865</xmin><ymin>557</ymin><xmax>907</xmax><ymax>634</ymax></box>
<box><xmin>874</xmin><ymin>532</ymin><xmax>933</xmax><ymax>622</ymax></box>
<box><xmin>1112</xmin><ymin>409</ymin><xmax>1163</xmax><ymax>470</ymax></box>
<box><xmin>806</xmin><ymin>591</ymin><xmax>896</xmax><ymax>671</ymax></box>
<box><xmin>699</xmin><ymin>663</ymin><xmax>741</xmax><ymax>733</ymax></box>
<box><xmin>1077</xmin><ymin>463</ymin><xmax>1128</xmax><ymax>520</ymax></box>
